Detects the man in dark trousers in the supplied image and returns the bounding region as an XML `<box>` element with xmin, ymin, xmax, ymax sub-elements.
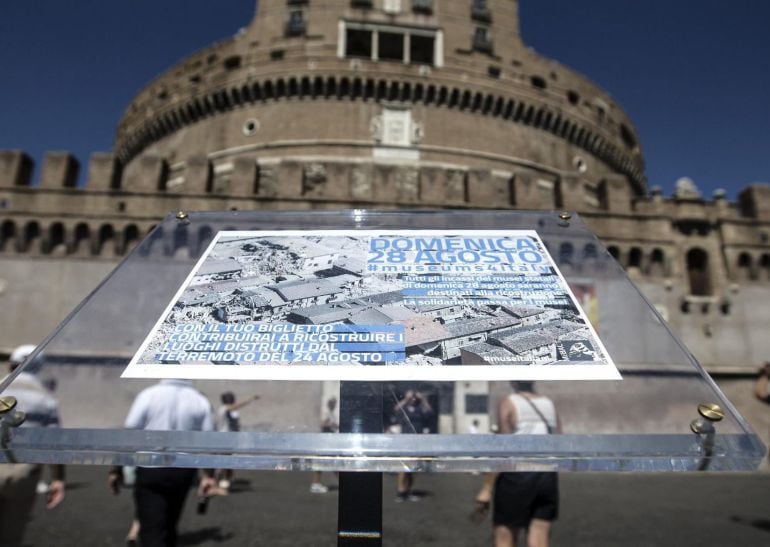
<box><xmin>109</xmin><ymin>379</ymin><xmax>217</xmax><ymax>547</ymax></box>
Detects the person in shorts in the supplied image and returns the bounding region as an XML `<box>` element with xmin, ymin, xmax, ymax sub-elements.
<box><xmin>216</xmin><ymin>391</ymin><xmax>259</xmax><ymax>491</ymax></box>
<box><xmin>475</xmin><ymin>382</ymin><xmax>561</xmax><ymax>547</ymax></box>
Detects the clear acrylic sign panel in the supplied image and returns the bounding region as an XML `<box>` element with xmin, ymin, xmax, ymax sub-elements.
<box><xmin>0</xmin><ymin>210</ymin><xmax>765</xmax><ymax>472</ymax></box>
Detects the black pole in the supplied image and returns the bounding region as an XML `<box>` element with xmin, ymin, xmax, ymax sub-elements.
<box><xmin>337</xmin><ymin>381</ymin><xmax>383</xmax><ymax>547</ymax></box>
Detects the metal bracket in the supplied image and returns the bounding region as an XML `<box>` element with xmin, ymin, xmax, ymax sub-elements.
<box><xmin>690</xmin><ymin>403</ymin><xmax>724</xmax><ymax>471</ymax></box>
<box><xmin>0</xmin><ymin>395</ymin><xmax>26</xmax><ymax>455</ymax></box>
<box><xmin>175</xmin><ymin>210</ymin><xmax>190</xmax><ymax>225</ymax></box>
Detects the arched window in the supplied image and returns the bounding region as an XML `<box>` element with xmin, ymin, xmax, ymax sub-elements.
<box><xmin>761</xmin><ymin>254</ymin><xmax>770</xmax><ymax>281</ymax></box>
<box><xmin>172</xmin><ymin>226</ymin><xmax>189</xmax><ymax>259</ymax></box>
<box><xmin>123</xmin><ymin>224</ymin><xmax>141</xmax><ymax>254</ymax></box>
<box><xmin>628</xmin><ymin>247</ymin><xmax>643</xmax><ymax>270</ymax></box>
<box><xmin>196</xmin><ymin>225</ymin><xmax>214</xmax><ymax>257</ymax></box>
<box><xmin>98</xmin><ymin>224</ymin><xmax>116</xmax><ymax>256</ymax></box>
<box><xmin>648</xmin><ymin>248</ymin><xmax>666</xmax><ymax>277</ymax></box>
<box><xmin>687</xmin><ymin>248</ymin><xmax>711</xmax><ymax>296</ymax></box>
<box><xmin>559</xmin><ymin>242</ymin><xmax>574</xmax><ymax>265</ymax></box>
<box><xmin>46</xmin><ymin>223</ymin><xmax>66</xmax><ymax>255</ymax></box>
<box><xmin>737</xmin><ymin>253</ymin><xmax>755</xmax><ymax>282</ymax></box>
<box><xmin>142</xmin><ymin>225</ymin><xmax>165</xmax><ymax>257</ymax></box>
<box><xmin>73</xmin><ymin>223</ymin><xmax>91</xmax><ymax>255</ymax></box>
<box><xmin>583</xmin><ymin>243</ymin><xmax>598</xmax><ymax>261</ymax></box>
<box><xmin>0</xmin><ymin>220</ymin><xmax>16</xmax><ymax>252</ymax></box>
<box><xmin>607</xmin><ymin>246</ymin><xmax>620</xmax><ymax>261</ymax></box>
<box><xmin>23</xmin><ymin>221</ymin><xmax>41</xmax><ymax>253</ymax></box>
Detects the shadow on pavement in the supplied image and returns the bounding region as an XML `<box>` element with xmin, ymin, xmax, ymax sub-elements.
<box><xmin>730</xmin><ymin>515</ymin><xmax>770</xmax><ymax>534</ymax></box>
<box><xmin>179</xmin><ymin>526</ymin><xmax>234</xmax><ymax>545</ymax></box>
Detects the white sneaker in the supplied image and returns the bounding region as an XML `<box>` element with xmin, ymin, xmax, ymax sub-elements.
<box><xmin>218</xmin><ymin>479</ymin><xmax>231</xmax><ymax>490</ymax></box>
<box><xmin>36</xmin><ymin>481</ymin><xmax>49</xmax><ymax>494</ymax></box>
<box><xmin>310</xmin><ymin>482</ymin><xmax>329</xmax><ymax>494</ymax></box>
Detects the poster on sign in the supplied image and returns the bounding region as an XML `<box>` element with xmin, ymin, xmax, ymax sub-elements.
<box><xmin>123</xmin><ymin>230</ymin><xmax>620</xmax><ymax>381</ymax></box>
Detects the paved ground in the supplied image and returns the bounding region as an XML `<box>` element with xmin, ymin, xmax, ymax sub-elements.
<box><xmin>19</xmin><ymin>467</ymin><xmax>770</xmax><ymax>546</ymax></box>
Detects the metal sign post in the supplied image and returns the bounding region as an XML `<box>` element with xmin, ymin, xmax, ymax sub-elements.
<box><xmin>338</xmin><ymin>382</ymin><xmax>384</xmax><ymax>546</ymax></box>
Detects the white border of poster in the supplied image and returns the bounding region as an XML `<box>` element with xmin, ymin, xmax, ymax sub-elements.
<box><xmin>123</xmin><ymin>230</ymin><xmax>620</xmax><ymax>381</ymax></box>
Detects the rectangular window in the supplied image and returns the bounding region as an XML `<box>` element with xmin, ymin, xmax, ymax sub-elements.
<box><xmin>410</xmin><ymin>34</ymin><xmax>435</xmax><ymax>65</ymax></box>
<box><xmin>346</xmin><ymin>28</ymin><xmax>373</xmax><ymax>58</ymax></box>
<box><xmin>473</xmin><ymin>26</ymin><xmax>493</xmax><ymax>53</ymax></box>
<box><xmin>342</xmin><ymin>22</ymin><xmax>439</xmax><ymax>66</ymax></box>
<box><xmin>379</xmin><ymin>31</ymin><xmax>404</xmax><ymax>61</ymax></box>
<box><xmin>285</xmin><ymin>10</ymin><xmax>306</xmax><ymax>37</ymax></box>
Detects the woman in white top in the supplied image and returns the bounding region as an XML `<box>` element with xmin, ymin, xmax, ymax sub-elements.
<box><xmin>476</xmin><ymin>382</ymin><xmax>561</xmax><ymax>547</ymax></box>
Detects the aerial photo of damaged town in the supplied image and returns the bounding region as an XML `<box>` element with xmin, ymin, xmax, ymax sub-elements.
<box><xmin>141</xmin><ymin>234</ymin><xmax>606</xmax><ymax>367</ymax></box>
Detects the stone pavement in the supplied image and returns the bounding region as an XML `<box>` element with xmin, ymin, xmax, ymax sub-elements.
<box><xmin>20</xmin><ymin>467</ymin><xmax>770</xmax><ymax>546</ymax></box>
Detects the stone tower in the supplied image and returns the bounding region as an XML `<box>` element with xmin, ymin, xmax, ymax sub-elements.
<box><xmin>114</xmin><ymin>0</ymin><xmax>645</xmax><ymax>210</ymax></box>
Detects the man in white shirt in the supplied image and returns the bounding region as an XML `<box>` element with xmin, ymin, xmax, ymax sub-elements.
<box><xmin>0</xmin><ymin>344</ymin><xmax>66</xmax><ymax>545</ymax></box>
<box><xmin>109</xmin><ymin>379</ymin><xmax>217</xmax><ymax>547</ymax></box>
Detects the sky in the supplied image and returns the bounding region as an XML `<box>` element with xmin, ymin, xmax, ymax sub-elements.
<box><xmin>0</xmin><ymin>0</ymin><xmax>768</xmax><ymax>199</ymax></box>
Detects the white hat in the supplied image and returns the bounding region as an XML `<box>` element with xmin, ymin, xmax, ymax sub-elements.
<box><xmin>10</xmin><ymin>344</ymin><xmax>36</xmax><ymax>365</ymax></box>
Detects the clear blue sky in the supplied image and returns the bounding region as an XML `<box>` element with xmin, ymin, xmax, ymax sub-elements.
<box><xmin>0</xmin><ymin>1</ymin><xmax>768</xmax><ymax>199</ymax></box>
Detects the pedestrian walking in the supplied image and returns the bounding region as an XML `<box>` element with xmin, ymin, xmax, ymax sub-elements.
<box><xmin>216</xmin><ymin>391</ymin><xmax>259</xmax><ymax>492</ymax></box>
<box><xmin>0</xmin><ymin>345</ymin><xmax>66</xmax><ymax>546</ymax></box>
<box><xmin>108</xmin><ymin>379</ymin><xmax>217</xmax><ymax>547</ymax></box>
<box><xmin>475</xmin><ymin>382</ymin><xmax>561</xmax><ymax>547</ymax></box>
<box><xmin>393</xmin><ymin>388</ymin><xmax>433</xmax><ymax>502</ymax></box>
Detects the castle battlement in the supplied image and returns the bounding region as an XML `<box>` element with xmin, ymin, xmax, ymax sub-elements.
<box><xmin>2</xmin><ymin>149</ymin><xmax>770</xmax><ymax>298</ymax></box>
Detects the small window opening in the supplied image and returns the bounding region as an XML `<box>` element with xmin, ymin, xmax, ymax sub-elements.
<box><xmin>488</xmin><ymin>65</ymin><xmax>501</xmax><ymax>79</ymax></box>
<box><xmin>285</xmin><ymin>10</ymin><xmax>306</xmax><ymax>36</ymax></box>
<box><xmin>620</xmin><ymin>124</ymin><xmax>637</xmax><ymax>150</ymax></box>
<box><xmin>270</xmin><ymin>49</ymin><xmax>285</xmax><ymax>60</ymax></box>
<box><xmin>243</xmin><ymin>119</ymin><xmax>260</xmax><ymax>136</ymax></box>
<box><xmin>687</xmin><ymin>248</ymin><xmax>712</xmax><ymax>296</ymax></box>
<box><xmin>596</xmin><ymin>105</ymin><xmax>606</xmax><ymax>121</ymax></box>
<box><xmin>412</xmin><ymin>0</ymin><xmax>433</xmax><ymax>15</ymax></box>
<box><xmin>567</xmin><ymin>90</ymin><xmax>580</xmax><ymax>105</ymax></box>
<box><xmin>473</xmin><ymin>27</ymin><xmax>492</xmax><ymax>53</ymax></box>
<box><xmin>223</xmin><ymin>56</ymin><xmax>242</xmax><ymax>70</ymax></box>
<box><xmin>472</xmin><ymin>0</ymin><xmax>492</xmax><ymax>22</ymax></box>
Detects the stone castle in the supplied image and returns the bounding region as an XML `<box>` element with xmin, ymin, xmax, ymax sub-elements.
<box><xmin>2</xmin><ymin>0</ymin><xmax>770</xmax><ymax>374</ymax></box>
